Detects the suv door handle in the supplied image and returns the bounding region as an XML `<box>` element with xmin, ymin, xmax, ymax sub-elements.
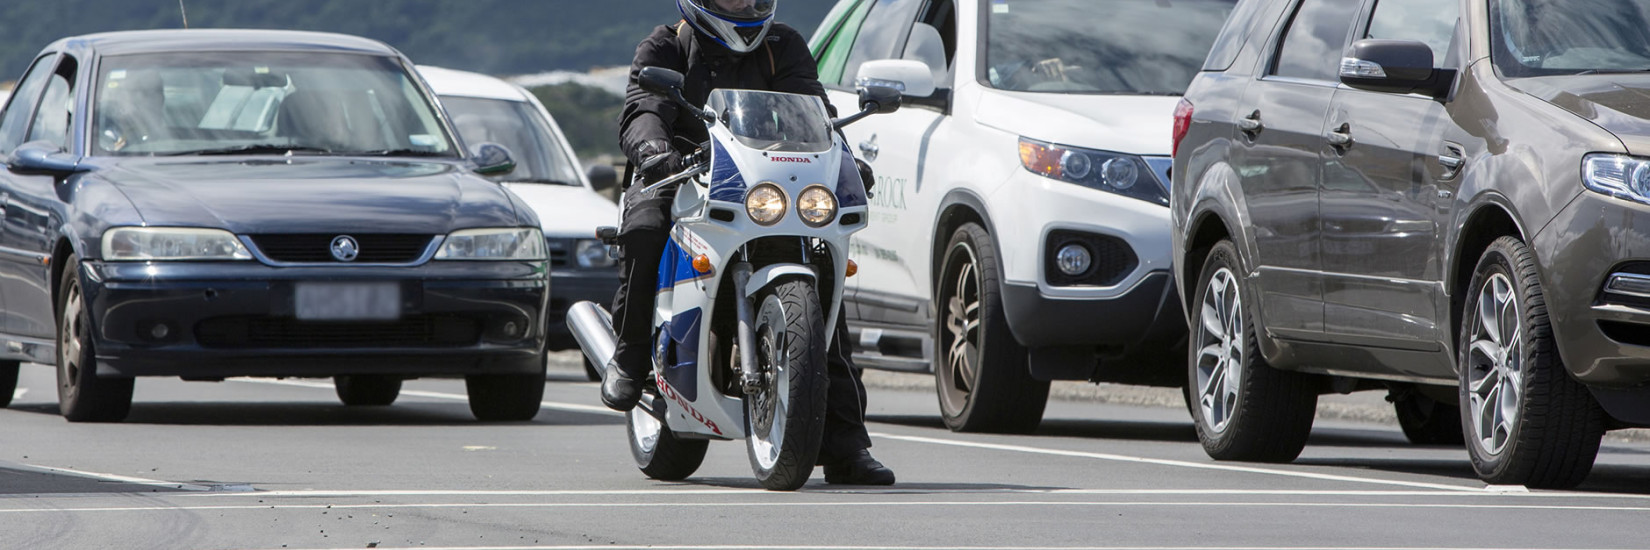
<box><xmin>1238</xmin><ymin>111</ymin><xmax>1263</xmax><ymax>134</ymax></box>
<box><xmin>1326</xmin><ymin>123</ymin><xmax>1353</xmax><ymax>148</ymax></box>
<box><xmin>1439</xmin><ymin>143</ymin><xmax>1466</xmax><ymax>180</ymax></box>
<box><xmin>858</xmin><ymin>134</ymin><xmax>879</xmax><ymax>162</ymax></box>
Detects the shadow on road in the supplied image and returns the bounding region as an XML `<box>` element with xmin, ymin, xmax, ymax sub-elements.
<box><xmin>3</xmin><ymin>401</ymin><xmax>623</xmax><ymax>427</ymax></box>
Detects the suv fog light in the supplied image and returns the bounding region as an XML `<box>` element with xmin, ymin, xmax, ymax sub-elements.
<box><xmin>1056</xmin><ymin>244</ymin><xmax>1092</xmax><ymax>276</ymax></box>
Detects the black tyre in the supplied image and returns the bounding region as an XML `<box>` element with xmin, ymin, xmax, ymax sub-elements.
<box><xmin>334</xmin><ymin>375</ymin><xmax>402</xmax><ymax>406</ymax></box>
<box><xmin>56</xmin><ymin>257</ymin><xmax>133</xmax><ymax>422</ymax></box>
<box><xmin>1187</xmin><ymin>240</ymin><xmax>1317</xmax><ymax>462</ymax></box>
<box><xmin>745</xmin><ymin>278</ymin><xmax>829</xmax><ymax>491</ymax></box>
<box><xmin>0</xmin><ymin>360</ymin><xmax>18</xmax><ymax>408</ymax></box>
<box><xmin>935</xmin><ymin>223</ymin><xmax>1048</xmax><ymax>433</ymax></box>
<box><xmin>1390</xmin><ymin>385</ymin><xmax>1463</xmax><ymax>445</ymax></box>
<box><xmin>1458</xmin><ymin>236</ymin><xmax>1603</xmax><ymax>488</ymax></box>
<box><xmin>465</xmin><ymin>366</ymin><xmax>546</xmax><ymax>421</ymax></box>
<box><xmin>628</xmin><ymin>404</ymin><xmax>709</xmax><ymax>481</ymax></box>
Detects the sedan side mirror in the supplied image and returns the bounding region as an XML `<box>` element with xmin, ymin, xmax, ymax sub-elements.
<box><xmin>470</xmin><ymin>142</ymin><xmax>516</xmax><ymax>176</ymax></box>
<box><xmin>8</xmin><ymin>141</ymin><xmax>79</xmax><ymax>177</ymax></box>
<box><xmin>1339</xmin><ymin>39</ymin><xmax>1455</xmax><ymax>99</ymax></box>
<box><xmin>586</xmin><ymin>163</ymin><xmax>618</xmax><ymax>192</ymax></box>
<box><xmin>855</xmin><ymin>59</ymin><xmax>937</xmax><ymax>99</ymax></box>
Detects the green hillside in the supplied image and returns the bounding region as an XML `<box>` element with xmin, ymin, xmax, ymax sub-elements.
<box><xmin>0</xmin><ymin>0</ymin><xmax>834</xmax><ymax>81</ymax></box>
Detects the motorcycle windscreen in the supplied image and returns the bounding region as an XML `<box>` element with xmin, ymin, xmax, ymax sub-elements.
<box><xmin>707</xmin><ymin>89</ymin><xmax>833</xmax><ymax>153</ymax></box>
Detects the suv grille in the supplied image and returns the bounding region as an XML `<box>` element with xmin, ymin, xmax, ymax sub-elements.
<box><xmin>196</xmin><ymin>315</ymin><xmax>480</xmax><ymax>348</ymax></box>
<box><xmin>249</xmin><ymin>234</ymin><xmax>433</xmax><ymax>263</ymax></box>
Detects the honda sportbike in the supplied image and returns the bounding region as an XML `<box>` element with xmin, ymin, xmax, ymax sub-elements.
<box><xmin>569</xmin><ymin>67</ymin><xmax>901</xmax><ymax>490</ymax></box>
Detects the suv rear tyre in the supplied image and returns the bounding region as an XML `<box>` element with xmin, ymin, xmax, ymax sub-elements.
<box><xmin>1458</xmin><ymin>237</ymin><xmax>1603</xmax><ymax>488</ymax></box>
<box><xmin>1390</xmin><ymin>385</ymin><xmax>1463</xmax><ymax>445</ymax></box>
<box><xmin>934</xmin><ymin>223</ymin><xmax>1049</xmax><ymax>433</ymax></box>
<box><xmin>1188</xmin><ymin>240</ymin><xmax>1317</xmax><ymax>462</ymax></box>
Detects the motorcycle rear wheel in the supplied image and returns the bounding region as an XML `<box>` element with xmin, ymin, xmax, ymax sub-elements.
<box><xmin>627</xmin><ymin>393</ymin><xmax>708</xmax><ymax>481</ymax></box>
<box><xmin>744</xmin><ymin>278</ymin><xmax>829</xmax><ymax>491</ymax></box>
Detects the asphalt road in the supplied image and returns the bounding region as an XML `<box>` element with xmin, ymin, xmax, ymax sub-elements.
<box><xmin>6</xmin><ymin>357</ymin><xmax>1650</xmax><ymax>550</ymax></box>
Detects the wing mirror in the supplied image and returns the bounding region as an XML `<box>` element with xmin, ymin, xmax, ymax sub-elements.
<box><xmin>855</xmin><ymin>59</ymin><xmax>937</xmax><ymax>98</ymax></box>
<box><xmin>638</xmin><ymin>66</ymin><xmax>714</xmax><ymax>123</ymax></box>
<box><xmin>470</xmin><ymin>142</ymin><xmax>516</xmax><ymax>176</ymax></box>
<box><xmin>7</xmin><ymin>141</ymin><xmax>80</xmax><ymax>177</ymax></box>
<box><xmin>1339</xmin><ymin>39</ymin><xmax>1456</xmax><ymax>99</ymax></box>
<box><xmin>586</xmin><ymin>163</ymin><xmax>618</xmax><ymax>192</ymax></box>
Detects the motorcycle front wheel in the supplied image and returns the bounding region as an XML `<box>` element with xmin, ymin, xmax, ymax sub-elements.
<box><xmin>744</xmin><ymin>278</ymin><xmax>829</xmax><ymax>491</ymax></box>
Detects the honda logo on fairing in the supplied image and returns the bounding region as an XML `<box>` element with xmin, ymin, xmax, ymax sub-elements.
<box><xmin>770</xmin><ymin>156</ymin><xmax>812</xmax><ymax>163</ymax></box>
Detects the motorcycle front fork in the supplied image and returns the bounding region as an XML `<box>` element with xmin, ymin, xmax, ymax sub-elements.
<box><xmin>729</xmin><ymin>262</ymin><xmax>763</xmax><ymax>396</ymax></box>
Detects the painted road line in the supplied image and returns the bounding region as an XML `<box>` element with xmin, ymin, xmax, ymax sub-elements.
<box><xmin>4</xmin><ymin>500</ymin><xmax>1650</xmax><ymax>514</ymax></box>
<box><xmin>13</xmin><ymin>463</ymin><xmax>214</xmax><ymax>492</ymax></box>
<box><xmin>234</xmin><ymin>378</ymin><xmax>623</xmax><ymax>417</ymax></box>
<box><xmin>250</xmin><ymin>547</ymin><xmax>1650</xmax><ymax>550</ymax></box>
<box><xmin>166</xmin><ymin>487</ymin><xmax>1650</xmax><ymax>501</ymax></box>
<box><xmin>868</xmin><ymin>432</ymin><xmax>1482</xmax><ymax>492</ymax></box>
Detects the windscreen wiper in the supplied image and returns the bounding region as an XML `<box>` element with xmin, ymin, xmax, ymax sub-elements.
<box><xmin>349</xmin><ymin>148</ymin><xmax>454</xmax><ymax>158</ymax></box>
<box><xmin>506</xmin><ymin>178</ymin><xmax>581</xmax><ymax>186</ymax></box>
<box><xmin>174</xmin><ymin>144</ymin><xmax>335</xmax><ymax>156</ymax></box>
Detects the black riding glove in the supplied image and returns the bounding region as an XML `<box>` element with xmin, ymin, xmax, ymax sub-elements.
<box><xmin>856</xmin><ymin>158</ymin><xmax>876</xmax><ymax>194</ymax></box>
<box><xmin>634</xmin><ymin>139</ymin><xmax>683</xmax><ymax>185</ymax></box>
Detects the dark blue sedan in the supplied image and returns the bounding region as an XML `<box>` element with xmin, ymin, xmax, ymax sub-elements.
<box><xmin>0</xmin><ymin>30</ymin><xmax>550</xmax><ymax>422</ymax></box>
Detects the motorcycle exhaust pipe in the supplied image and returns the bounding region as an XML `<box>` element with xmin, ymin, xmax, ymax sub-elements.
<box><xmin>566</xmin><ymin>301</ymin><xmax>616</xmax><ymax>382</ymax></box>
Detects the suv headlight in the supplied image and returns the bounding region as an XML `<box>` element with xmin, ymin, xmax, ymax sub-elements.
<box><xmin>574</xmin><ymin>238</ymin><xmax>616</xmax><ymax>269</ymax></box>
<box><xmin>1583</xmin><ymin>154</ymin><xmax>1650</xmax><ymax>205</ymax></box>
<box><xmin>102</xmin><ymin>227</ymin><xmax>252</xmax><ymax>261</ymax></box>
<box><xmin>1019</xmin><ymin>137</ymin><xmax>1168</xmax><ymax>205</ymax></box>
<box><xmin>436</xmin><ymin>228</ymin><xmax>546</xmax><ymax>260</ymax></box>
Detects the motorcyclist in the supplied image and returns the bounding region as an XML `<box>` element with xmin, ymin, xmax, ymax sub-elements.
<box><xmin>603</xmin><ymin>0</ymin><xmax>894</xmax><ymax>485</ymax></box>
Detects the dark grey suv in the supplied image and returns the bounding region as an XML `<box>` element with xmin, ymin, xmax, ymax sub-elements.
<box><xmin>1171</xmin><ymin>0</ymin><xmax>1650</xmax><ymax>488</ymax></box>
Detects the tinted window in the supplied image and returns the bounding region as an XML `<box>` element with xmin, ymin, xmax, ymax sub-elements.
<box><xmin>441</xmin><ymin>96</ymin><xmax>581</xmax><ymax>185</ymax></box>
<box><xmin>1203</xmin><ymin>0</ymin><xmax>1274</xmax><ymax>71</ymax></box>
<box><xmin>1272</xmin><ymin>0</ymin><xmax>1363</xmax><ymax>81</ymax></box>
<box><xmin>29</xmin><ymin>57</ymin><xmax>78</xmax><ymax>149</ymax></box>
<box><xmin>1491</xmin><ymin>0</ymin><xmax>1650</xmax><ymax>77</ymax></box>
<box><xmin>985</xmin><ymin>0</ymin><xmax>1236</xmax><ymax>94</ymax></box>
<box><xmin>840</xmin><ymin>0</ymin><xmax>924</xmax><ymax>87</ymax></box>
<box><xmin>0</xmin><ymin>54</ymin><xmax>58</xmax><ymax>154</ymax></box>
<box><xmin>1366</xmin><ymin>0</ymin><xmax>1459</xmax><ymax>62</ymax></box>
<box><xmin>817</xmin><ymin>0</ymin><xmax>875</xmax><ymax>85</ymax></box>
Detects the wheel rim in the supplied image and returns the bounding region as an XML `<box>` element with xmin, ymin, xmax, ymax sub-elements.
<box><xmin>1466</xmin><ymin>272</ymin><xmax>1522</xmax><ymax>457</ymax></box>
<box><xmin>1195</xmin><ymin>267</ymin><xmax>1244</xmax><ymax>434</ymax></box>
<box><xmin>937</xmin><ymin>242</ymin><xmax>981</xmax><ymax>417</ymax></box>
<box><xmin>629</xmin><ymin>405</ymin><xmax>662</xmax><ymax>456</ymax></box>
<box><xmin>59</xmin><ymin>279</ymin><xmax>84</xmax><ymax>398</ymax></box>
<box><xmin>747</xmin><ymin>295</ymin><xmax>789</xmax><ymax>471</ymax></box>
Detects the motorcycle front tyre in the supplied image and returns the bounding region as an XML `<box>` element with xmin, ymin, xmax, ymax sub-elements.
<box><xmin>744</xmin><ymin>278</ymin><xmax>830</xmax><ymax>491</ymax></box>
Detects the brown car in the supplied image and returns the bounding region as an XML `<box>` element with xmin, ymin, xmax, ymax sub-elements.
<box><xmin>1171</xmin><ymin>0</ymin><xmax>1650</xmax><ymax>488</ymax></box>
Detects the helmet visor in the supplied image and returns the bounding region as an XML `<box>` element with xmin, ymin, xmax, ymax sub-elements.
<box><xmin>691</xmin><ymin>0</ymin><xmax>775</xmax><ymax>22</ymax></box>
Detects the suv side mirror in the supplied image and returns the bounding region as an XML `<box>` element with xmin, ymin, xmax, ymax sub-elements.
<box><xmin>7</xmin><ymin>141</ymin><xmax>79</xmax><ymax>177</ymax></box>
<box><xmin>1340</xmin><ymin>39</ymin><xmax>1454</xmax><ymax>98</ymax></box>
<box><xmin>856</xmin><ymin>59</ymin><xmax>937</xmax><ymax>99</ymax></box>
<box><xmin>470</xmin><ymin>142</ymin><xmax>516</xmax><ymax>176</ymax></box>
<box><xmin>586</xmin><ymin>163</ymin><xmax>618</xmax><ymax>192</ymax></box>
<box><xmin>638</xmin><ymin>67</ymin><xmax>686</xmax><ymax>96</ymax></box>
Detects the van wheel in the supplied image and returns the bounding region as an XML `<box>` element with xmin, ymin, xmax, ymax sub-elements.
<box><xmin>1458</xmin><ymin>237</ymin><xmax>1603</xmax><ymax>488</ymax></box>
<box><xmin>57</xmin><ymin>256</ymin><xmax>133</xmax><ymax>423</ymax></box>
<box><xmin>934</xmin><ymin>223</ymin><xmax>1048</xmax><ymax>433</ymax></box>
<box><xmin>1189</xmin><ymin>240</ymin><xmax>1316</xmax><ymax>462</ymax></box>
<box><xmin>334</xmin><ymin>375</ymin><xmax>402</xmax><ymax>406</ymax></box>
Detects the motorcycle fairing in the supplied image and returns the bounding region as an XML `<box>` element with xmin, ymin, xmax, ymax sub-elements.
<box><xmin>707</xmin><ymin>140</ymin><xmax>746</xmax><ymax>203</ymax></box>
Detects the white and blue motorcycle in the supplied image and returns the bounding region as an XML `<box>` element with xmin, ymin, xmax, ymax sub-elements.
<box><xmin>568</xmin><ymin>64</ymin><xmax>922</xmax><ymax>490</ymax></box>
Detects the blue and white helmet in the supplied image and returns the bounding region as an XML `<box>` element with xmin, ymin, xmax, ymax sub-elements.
<box><xmin>678</xmin><ymin>0</ymin><xmax>776</xmax><ymax>54</ymax></box>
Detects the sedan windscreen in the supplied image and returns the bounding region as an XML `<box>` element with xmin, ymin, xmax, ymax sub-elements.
<box><xmin>1492</xmin><ymin>0</ymin><xmax>1650</xmax><ymax>77</ymax></box>
<box><xmin>440</xmin><ymin>96</ymin><xmax>582</xmax><ymax>185</ymax></box>
<box><xmin>984</xmin><ymin>0</ymin><xmax>1236</xmax><ymax>95</ymax></box>
<box><xmin>93</xmin><ymin>51</ymin><xmax>458</xmax><ymax>157</ymax></box>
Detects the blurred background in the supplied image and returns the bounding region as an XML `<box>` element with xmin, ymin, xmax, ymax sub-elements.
<box><xmin>0</xmin><ymin>0</ymin><xmax>835</xmax><ymax>164</ymax></box>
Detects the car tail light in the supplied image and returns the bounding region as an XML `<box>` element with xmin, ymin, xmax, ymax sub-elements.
<box><xmin>1172</xmin><ymin>98</ymin><xmax>1194</xmax><ymax>158</ymax></box>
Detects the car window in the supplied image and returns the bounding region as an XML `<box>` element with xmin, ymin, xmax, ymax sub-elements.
<box><xmin>0</xmin><ymin>54</ymin><xmax>59</xmax><ymax>154</ymax></box>
<box><xmin>1491</xmin><ymin>0</ymin><xmax>1650</xmax><ymax>77</ymax></box>
<box><xmin>905</xmin><ymin>0</ymin><xmax>958</xmax><ymax>86</ymax></box>
<box><xmin>984</xmin><ymin>0</ymin><xmax>1236</xmax><ymax>94</ymax></box>
<box><xmin>816</xmin><ymin>0</ymin><xmax>875</xmax><ymax>85</ymax></box>
<box><xmin>1203</xmin><ymin>0</ymin><xmax>1276</xmax><ymax>71</ymax></box>
<box><xmin>840</xmin><ymin>0</ymin><xmax>925</xmax><ymax>87</ymax></box>
<box><xmin>1272</xmin><ymin>0</ymin><xmax>1363</xmax><ymax>81</ymax></box>
<box><xmin>1366</xmin><ymin>0</ymin><xmax>1459</xmax><ymax>64</ymax></box>
<box><xmin>28</xmin><ymin>56</ymin><xmax>79</xmax><ymax>150</ymax></box>
<box><xmin>441</xmin><ymin>95</ymin><xmax>582</xmax><ymax>186</ymax></box>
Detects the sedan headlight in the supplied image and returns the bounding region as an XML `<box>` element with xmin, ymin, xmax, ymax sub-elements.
<box><xmin>797</xmin><ymin>185</ymin><xmax>838</xmax><ymax>227</ymax></box>
<box><xmin>746</xmin><ymin>183</ymin><xmax>787</xmax><ymax>226</ymax></box>
<box><xmin>1583</xmin><ymin>154</ymin><xmax>1650</xmax><ymax>205</ymax></box>
<box><xmin>574</xmin><ymin>238</ymin><xmax>616</xmax><ymax>269</ymax></box>
<box><xmin>436</xmin><ymin>228</ymin><xmax>546</xmax><ymax>260</ymax></box>
<box><xmin>101</xmin><ymin>227</ymin><xmax>252</xmax><ymax>261</ymax></box>
<box><xmin>1019</xmin><ymin>137</ymin><xmax>1168</xmax><ymax>205</ymax></box>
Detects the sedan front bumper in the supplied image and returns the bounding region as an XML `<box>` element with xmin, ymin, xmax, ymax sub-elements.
<box><xmin>81</xmin><ymin>260</ymin><xmax>549</xmax><ymax>378</ymax></box>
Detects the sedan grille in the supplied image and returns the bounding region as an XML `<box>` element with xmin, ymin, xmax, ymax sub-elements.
<box><xmin>249</xmin><ymin>234</ymin><xmax>434</xmax><ymax>263</ymax></box>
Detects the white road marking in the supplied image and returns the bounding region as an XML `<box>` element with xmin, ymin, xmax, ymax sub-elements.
<box><xmin>246</xmin><ymin>547</ymin><xmax>1650</xmax><ymax>550</ymax></box>
<box><xmin>11</xmin><ymin>387</ymin><xmax>23</xmax><ymax>400</ymax></box>
<box><xmin>13</xmin><ymin>463</ymin><xmax>213</xmax><ymax>491</ymax></box>
<box><xmin>868</xmin><ymin>432</ymin><xmax>1483</xmax><ymax>492</ymax></box>
<box><xmin>234</xmin><ymin>378</ymin><xmax>623</xmax><ymax>416</ymax></box>
<box><xmin>164</xmin><ymin>487</ymin><xmax>1650</xmax><ymax>501</ymax></box>
<box><xmin>3</xmin><ymin>500</ymin><xmax>1649</xmax><ymax>515</ymax></box>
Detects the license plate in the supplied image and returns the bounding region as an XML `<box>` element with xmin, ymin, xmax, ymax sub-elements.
<box><xmin>295</xmin><ymin>282</ymin><xmax>401</xmax><ymax>321</ymax></box>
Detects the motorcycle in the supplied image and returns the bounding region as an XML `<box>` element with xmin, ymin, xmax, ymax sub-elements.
<box><xmin>567</xmin><ymin>66</ymin><xmax>904</xmax><ymax>490</ymax></box>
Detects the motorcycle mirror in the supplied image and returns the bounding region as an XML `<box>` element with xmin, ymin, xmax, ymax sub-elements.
<box><xmin>858</xmin><ymin>85</ymin><xmax>903</xmax><ymax>114</ymax></box>
<box><xmin>639</xmin><ymin>67</ymin><xmax>686</xmax><ymax>96</ymax></box>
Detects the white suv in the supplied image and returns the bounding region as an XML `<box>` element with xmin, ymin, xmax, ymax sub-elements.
<box><xmin>810</xmin><ymin>0</ymin><xmax>1235</xmax><ymax>432</ymax></box>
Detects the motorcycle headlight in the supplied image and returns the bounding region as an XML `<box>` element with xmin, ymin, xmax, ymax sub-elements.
<box><xmin>1019</xmin><ymin>137</ymin><xmax>1167</xmax><ymax>205</ymax></box>
<box><xmin>746</xmin><ymin>183</ymin><xmax>787</xmax><ymax>226</ymax></box>
<box><xmin>574</xmin><ymin>238</ymin><xmax>616</xmax><ymax>269</ymax></box>
<box><xmin>797</xmin><ymin>185</ymin><xmax>837</xmax><ymax>227</ymax></box>
<box><xmin>1583</xmin><ymin>154</ymin><xmax>1650</xmax><ymax>205</ymax></box>
<box><xmin>436</xmin><ymin>228</ymin><xmax>546</xmax><ymax>260</ymax></box>
<box><xmin>101</xmin><ymin>227</ymin><xmax>252</xmax><ymax>261</ymax></box>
